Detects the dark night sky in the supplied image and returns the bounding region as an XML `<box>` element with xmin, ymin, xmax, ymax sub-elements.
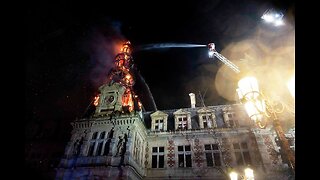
<box><xmin>26</xmin><ymin>0</ymin><xmax>294</xmax><ymax>141</ymax></box>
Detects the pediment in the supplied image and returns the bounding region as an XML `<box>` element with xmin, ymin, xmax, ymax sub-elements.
<box><xmin>150</xmin><ymin>110</ymin><xmax>168</xmax><ymax>117</ymax></box>
<box><xmin>197</xmin><ymin>107</ymin><xmax>214</xmax><ymax>114</ymax></box>
<box><xmin>173</xmin><ymin>109</ymin><xmax>191</xmax><ymax>115</ymax></box>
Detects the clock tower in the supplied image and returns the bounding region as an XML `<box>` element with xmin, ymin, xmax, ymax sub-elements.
<box><xmin>92</xmin><ymin>41</ymin><xmax>142</xmax><ymax>117</ymax></box>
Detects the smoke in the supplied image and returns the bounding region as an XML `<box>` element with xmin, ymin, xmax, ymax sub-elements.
<box><xmin>83</xmin><ymin>21</ymin><xmax>126</xmax><ymax>89</ymax></box>
<box><xmin>82</xmin><ymin>20</ymin><xmax>160</xmax><ymax>111</ymax></box>
<box><xmin>136</xmin><ymin>43</ymin><xmax>206</xmax><ymax>51</ymax></box>
<box><xmin>214</xmin><ymin>10</ymin><xmax>295</xmax><ymax>112</ymax></box>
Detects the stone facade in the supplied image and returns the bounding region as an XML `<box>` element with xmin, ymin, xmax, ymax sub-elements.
<box><xmin>56</xmin><ymin>83</ymin><xmax>294</xmax><ymax>180</ymax></box>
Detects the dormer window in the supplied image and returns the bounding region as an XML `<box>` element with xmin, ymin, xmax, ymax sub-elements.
<box><xmin>202</xmin><ymin>115</ymin><xmax>213</xmax><ymax>128</ymax></box>
<box><xmin>174</xmin><ymin>109</ymin><xmax>192</xmax><ymax>130</ymax></box>
<box><xmin>223</xmin><ymin>110</ymin><xmax>239</xmax><ymax>128</ymax></box>
<box><xmin>197</xmin><ymin>108</ymin><xmax>217</xmax><ymax>129</ymax></box>
<box><xmin>155</xmin><ymin>119</ymin><xmax>164</xmax><ymax>131</ymax></box>
<box><xmin>151</xmin><ymin>111</ymin><xmax>168</xmax><ymax>132</ymax></box>
<box><xmin>178</xmin><ymin>116</ymin><xmax>188</xmax><ymax>130</ymax></box>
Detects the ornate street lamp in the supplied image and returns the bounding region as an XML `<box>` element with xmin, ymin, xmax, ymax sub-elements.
<box><xmin>244</xmin><ymin>167</ymin><xmax>254</xmax><ymax>180</ymax></box>
<box><xmin>229</xmin><ymin>171</ymin><xmax>238</xmax><ymax>180</ymax></box>
<box><xmin>237</xmin><ymin>76</ymin><xmax>295</xmax><ymax>175</ymax></box>
<box><xmin>229</xmin><ymin>167</ymin><xmax>254</xmax><ymax>180</ymax></box>
<box><xmin>237</xmin><ymin>77</ymin><xmax>266</xmax><ymax>128</ymax></box>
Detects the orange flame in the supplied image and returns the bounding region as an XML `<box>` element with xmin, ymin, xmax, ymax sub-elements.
<box><xmin>122</xmin><ymin>89</ymin><xmax>134</xmax><ymax>112</ymax></box>
<box><xmin>121</xmin><ymin>41</ymin><xmax>131</xmax><ymax>54</ymax></box>
<box><xmin>124</xmin><ymin>74</ymin><xmax>133</xmax><ymax>85</ymax></box>
<box><xmin>125</xmin><ymin>74</ymin><xmax>131</xmax><ymax>79</ymax></box>
<box><xmin>93</xmin><ymin>95</ymin><xmax>100</xmax><ymax>106</ymax></box>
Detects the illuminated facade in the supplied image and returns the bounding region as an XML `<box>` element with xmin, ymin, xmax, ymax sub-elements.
<box><xmin>56</xmin><ymin>42</ymin><xmax>294</xmax><ymax>180</ymax></box>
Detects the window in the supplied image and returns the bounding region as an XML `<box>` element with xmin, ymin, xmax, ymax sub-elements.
<box><xmin>88</xmin><ymin>132</ymin><xmax>107</xmax><ymax>156</ymax></box>
<box><xmin>88</xmin><ymin>142</ymin><xmax>95</xmax><ymax>156</ymax></box>
<box><xmin>96</xmin><ymin>142</ymin><xmax>103</xmax><ymax>156</ymax></box>
<box><xmin>226</xmin><ymin>113</ymin><xmax>239</xmax><ymax>128</ymax></box>
<box><xmin>178</xmin><ymin>117</ymin><xmax>188</xmax><ymax>130</ymax></box>
<box><xmin>103</xmin><ymin>140</ymin><xmax>111</xmax><ymax>156</ymax></box>
<box><xmin>92</xmin><ymin>132</ymin><xmax>98</xmax><ymax>139</ymax></box>
<box><xmin>204</xmin><ymin>144</ymin><xmax>222</xmax><ymax>167</ymax></box>
<box><xmin>202</xmin><ymin>115</ymin><xmax>213</xmax><ymax>128</ymax></box>
<box><xmin>99</xmin><ymin>132</ymin><xmax>106</xmax><ymax>139</ymax></box>
<box><xmin>151</xmin><ymin>146</ymin><xmax>165</xmax><ymax>168</ymax></box>
<box><xmin>233</xmin><ymin>142</ymin><xmax>251</xmax><ymax>166</ymax></box>
<box><xmin>229</xmin><ymin>119</ymin><xmax>239</xmax><ymax>128</ymax></box>
<box><xmin>178</xmin><ymin>145</ymin><xmax>192</xmax><ymax>167</ymax></box>
<box><xmin>108</xmin><ymin>128</ymin><xmax>114</xmax><ymax>139</ymax></box>
<box><xmin>229</xmin><ymin>120</ymin><xmax>234</xmax><ymax>127</ymax></box>
<box><xmin>155</xmin><ymin>119</ymin><xmax>164</xmax><ymax>131</ymax></box>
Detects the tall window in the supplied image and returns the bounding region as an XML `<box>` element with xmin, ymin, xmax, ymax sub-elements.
<box><xmin>204</xmin><ymin>144</ymin><xmax>222</xmax><ymax>166</ymax></box>
<box><xmin>178</xmin><ymin>145</ymin><xmax>192</xmax><ymax>167</ymax></box>
<box><xmin>233</xmin><ymin>142</ymin><xmax>251</xmax><ymax>166</ymax></box>
<box><xmin>155</xmin><ymin>119</ymin><xmax>164</xmax><ymax>131</ymax></box>
<box><xmin>227</xmin><ymin>113</ymin><xmax>239</xmax><ymax>128</ymax></box>
<box><xmin>88</xmin><ymin>142</ymin><xmax>95</xmax><ymax>156</ymax></box>
<box><xmin>87</xmin><ymin>132</ymin><xmax>106</xmax><ymax>156</ymax></box>
<box><xmin>87</xmin><ymin>132</ymin><xmax>98</xmax><ymax>156</ymax></box>
<box><xmin>103</xmin><ymin>140</ymin><xmax>111</xmax><ymax>156</ymax></box>
<box><xmin>96</xmin><ymin>142</ymin><xmax>103</xmax><ymax>156</ymax></box>
<box><xmin>99</xmin><ymin>131</ymin><xmax>106</xmax><ymax>139</ymax></box>
<box><xmin>178</xmin><ymin>117</ymin><xmax>188</xmax><ymax>130</ymax></box>
<box><xmin>92</xmin><ymin>132</ymin><xmax>98</xmax><ymax>139</ymax></box>
<box><xmin>202</xmin><ymin>115</ymin><xmax>213</xmax><ymax>128</ymax></box>
<box><xmin>152</xmin><ymin>147</ymin><xmax>164</xmax><ymax>168</ymax></box>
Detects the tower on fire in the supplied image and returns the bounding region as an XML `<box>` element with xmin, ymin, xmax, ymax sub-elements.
<box><xmin>56</xmin><ymin>41</ymin><xmax>294</xmax><ymax>180</ymax></box>
<box><xmin>93</xmin><ymin>41</ymin><xmax>142</xmax><ymax>116</ymax></box>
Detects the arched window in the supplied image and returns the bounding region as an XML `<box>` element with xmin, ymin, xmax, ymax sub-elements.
<box><xmin>92</xmin><ymin>132</ymin><xmax>98</xmax><ymax>139</ymax></box>
<box><xmin>96</xmin><ymin>142</ymin><xmax>104</xmax><ymax>156</ymax></box>
<box><xmin>88</xmin><ymin>142</ymin><xmax>95</xmax><ymax>156</ymax></box>
<box><xmin>100</xmin><ymin>131</ymin><xmax>106</xmax><ymax>139</ymax></box>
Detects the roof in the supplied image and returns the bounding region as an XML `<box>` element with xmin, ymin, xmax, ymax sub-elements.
<box><xmin>143</xmin><ymin>104</ymin><xmax>243</xmax><ymax>131</ymax></box>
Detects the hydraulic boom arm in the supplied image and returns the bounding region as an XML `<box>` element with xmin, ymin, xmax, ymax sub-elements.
<box><xmin>208</xmin><ymin>43</ymin><xmax>240</xmax><ymax>73</ymax></box>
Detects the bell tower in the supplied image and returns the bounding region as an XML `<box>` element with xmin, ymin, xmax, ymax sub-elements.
<box><xmin>57</xmin><ymin>41</ymin><xmax>148</xmax><ymax>180</ymax></box>
<box><xmin>93</xmin><ymin>41</ymin><xmax>142</xmax><ymax>117</ymax></box>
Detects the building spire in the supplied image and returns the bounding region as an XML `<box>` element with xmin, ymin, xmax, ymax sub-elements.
<box><xmin>91</xmin><ymin>41</ymin><xmax>142</xmax><ymax>117</ymax></box>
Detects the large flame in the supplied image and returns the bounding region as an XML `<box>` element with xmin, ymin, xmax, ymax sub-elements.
<box><xmin>122</xmin><ymin>89</ymin><xmax>133</xmax><ymax>111</ymax></box>
<box><xmin>96</xmin><ymin>40</ymin><xmax>139</xmax><ymax>113</ymax></box>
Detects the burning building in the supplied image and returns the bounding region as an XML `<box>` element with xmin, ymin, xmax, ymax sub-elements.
<box><xmin>55</xmin><ymin>41</ymin><xmax>294</xmax><ymax>180</ymax></box>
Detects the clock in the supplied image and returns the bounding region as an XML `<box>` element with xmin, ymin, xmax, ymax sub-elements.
<box><xmin>104</xmin><ymin>94</ymin><xmax>115</xmax><ymax>105</ymax></box>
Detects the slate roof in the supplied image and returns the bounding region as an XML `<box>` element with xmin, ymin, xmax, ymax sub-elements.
<box><xmin>142</xmin><ymin>104</ymin><xmax>244</xmax><ymax>131</ymax></box>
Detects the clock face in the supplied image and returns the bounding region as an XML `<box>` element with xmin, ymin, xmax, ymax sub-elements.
<box><xmin>108</xmin><ymin>95</ymin><xmax>115</xmax><ymax>103</ymax></box>
<box><xmin>105</xmin><ymin>94</ymin><xmax>115</xmax><ymax>105</ymax></box>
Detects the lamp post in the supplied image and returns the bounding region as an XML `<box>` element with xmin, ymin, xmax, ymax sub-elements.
<box><xmin>236</xmin><ymin>76</ymin><xmax>295</xmax><ymax>176</ymax></box>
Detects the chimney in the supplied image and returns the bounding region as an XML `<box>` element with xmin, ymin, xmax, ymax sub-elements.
<box><xmin>189</xmin><ymin>93</ymin><xmax>196</xmax><ymax>108</ymax></box>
